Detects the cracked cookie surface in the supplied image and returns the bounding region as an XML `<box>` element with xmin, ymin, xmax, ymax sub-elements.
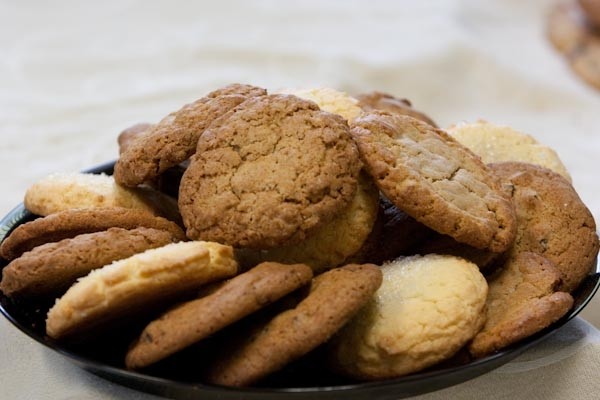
<box><xmin>490</xmin><ymin>162</ymin><xmax>599</xmax><ymax>292</ymax></box>
<box><xmin>179</xmin><ymin>94</ymin><xmax>361</xmax><ymax>249</ymax></box>
<box><xmin>114</xmin><ymin>84</ymin><xmax>267</xmax><ymax>187</ymax></box>
<box><xmin>469</xmin><ymin>252</ymin><xmax>573</xmax><ymax>358</ymax></box>
<box><xmin>351</xmin><ymin>111</ymin><xmax>516</xmax><ymax>252</ymax></box>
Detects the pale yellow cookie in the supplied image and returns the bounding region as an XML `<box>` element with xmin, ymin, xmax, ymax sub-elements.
<box><xmin>447</xmin><ymin>121</ymin><xmax>571</xmax><ymax>182</ymax></box>
<box><xmin>46</xmin><ymin>241</ymin><xmax>238</xmax><ymax>339</ymax></box>
<box><xmin>236</xmin><ymin>172</ymin><xmax>380</xmax><ymax>273</ymax></box>
<box><xmin>24</xmin><ymin>172</ymin><xmax>179</xmax><ymax>219</ymax></box>
<box><xmin>276</xmin><ymin>87</ymin><xmax>362</xmax><ymax>122</ymax></box>
<box><xmin>329</xmin><ymin>254</ymin><xmax>488</xmax><ymax>380</ymax></box>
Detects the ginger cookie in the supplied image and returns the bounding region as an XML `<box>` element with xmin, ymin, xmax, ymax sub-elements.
<box><xmin>179</xmin><ymin>94</ymin><xmax>361</xmax><ymax>249</ymax></box>
<box><xmin>24</xmin><ymin>172</ymin><xmax>179</xmax><ymax>220</ymax></box>
<box><xmin>356</xmin><ymin>91</ymin><xmax>437</xmax><ymax>127</ymax></box>
<box><xmin>469</xmin><ymin>252</ymin><xmax>574</xmax><ymax>358</ymax></box>
<box><xmin>117</xmin><ymin>122</ymin><xmax>154</xmax><ymax>155</ymax></box>
<box><xmin>0</xmin><ymin>207</ymin><xmax>185</xmax><ymax>261</ymax></box>
<box><xmin>548</xmin><ymin>2</ymin><xmax>600</xmax><ymax>90</ymax></box>
<box><xmin>0</xmin><ymin>227</ymin><xmax>181</xmax><ymax>298</ymax></box>
<box><xmin>276</xmin><ymin>87</ymin><xmax>363</xmax><ymax>122</ymax></box>
<box><xmin>114</xmin><ymin>84</ymin><xmax>267</xmax><ymax>187</ymax></box>
<box><xmin>235</xmin><ymin>172</ymin><xmax>379</xmax><ymax>273</ymax></box>
<box><xmin>329</xmin><ymin>255</ymin><xmax>487</xmax><ymax>380</ymax></box>
<box><xmin>125</xmin><ymin>262</ymin><xmax>313</xmax><ymax>369</ymax></box>
<box><xmin>448</xmin><ymin>120</ymin><xmax>571</xmax><ymax>182</ymax></box>
<box><xmin>205</xmin><ymin>264</ymin><xmax>382</xmax><ymax>387</ymax></box>
<box><xmin>46</xmin><ymin>241</ymin><xmax>238</xmax><ymax>339</ymax></box>
<box><xmin>490</xmin><ymin>162</ymin><xmax>599</xmax><ymax>292</ymax></box>
<box><xmin>351</xmin><ymin>112</ymin><xmax>516</xmax><ymax>253</ymax></box>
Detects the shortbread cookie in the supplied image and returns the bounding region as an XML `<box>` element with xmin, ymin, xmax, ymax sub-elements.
<box><xmin>125</xmin><ymin>262</ymin><xmax>313</xmax><ymax>369</ymax></box>
<box><xmin>0</xmin><ymin>227</ymin><xmax>180</xmax><ymax>298</ymax></box>
<box><xmin>448</xmin><ymin>121</ymin><xmax>571</xmax><ymax>181</ymax></box>
<box><xmin>491</xmin><ymin>162</ymin><xmax>599</xmax><ymax>292</ymax></box>
<box><xmin>580</xmin><ymin>0</ymin><xmax>600</xmax><ymax>27</ymax></box>
<box><xmin>276</xmin><ymin>87</ymin><xmax>363</xmax><ymax>122</ymax></box>
<box><xmin>206</xmin><ymin>264</ymin><xmax>382</xmax><ymax>386</ymax></box>
<box><xmin>236</xmin><ymin>172</ymin><xmax>379</xmax><ymax>273</ymax></box>
<box><xmin>114</xmin><ymin>84</ymin><xmax>267</xmax><ymax>187</ymax></box>
<box><xmin>179</xmin><ymin>94</ymin><xmax>361</xmax><ymax>249</ymax></box>
<box><xmin>0</xmin><ymin>207</ymin><xmax>185</xmax><ymax>260</ymax></box>
<box><xmin>356</xmin><ymin>91</ymin><xmax>437</xmax><ymax>127</ymax></box>
<box><xmin>46</xmin><ymin>241</ymin><xmax>238</xmax><ymax>339</ymax></box>
<box><xmin>330</xmin><ymin>255</ymin><xmax>487</xmax><ymax>380</ymax></box>
<box><xmin>23</xmin><ymin>172</ymin><xmax>178</xmax><ymax>219</ymax></box>
<box><xmin>470</xmin><ymin>252</ymin><xmax>573</xmax><ymax>357</ymax></box>
<box><xmin>351</xmin><ymin>112</ymin><xmax>516</xmax><ymax>252</ymax></box>
<box><xmin>118</xmin><ymin>123</ymin><xmax>154</xmax><ymax>155</ymax></box>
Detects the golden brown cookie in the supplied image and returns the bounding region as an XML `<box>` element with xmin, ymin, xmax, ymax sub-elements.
<box><xmin>24</xmin><ymin>172</ymin><xmax>179</xmax><ymax>220</ymax></box>
<box><xmin>114</xmin><ymin>84</ymin><xmax>267</xmax><ymax>187</ymax></box>
<box><xmin>548</xmin><ymin>2</ymin><xmax>600</xmax><ymax>90</ymax></box>
<box><xmin>351</xmin><ymin>112</ymin><xmax>516</xmax><ymax>253</ymax></box>
<box><xmin>179</xmin><ymin>94</ymin><xmax>361</xmax><ymax>249</ymax></box>
<box><xmin>205</xmin><ymin>264</ymin><xmax>382</xmax><ymax>387</ymax></box>
<box><xmin>117</xmin><ymin>123</ymin><xmax>154</xmax><ymax>155</ymax></box>
<box><xmin>0</xmin><ymin>207</ymin><xmax>185</xmax><ymax>261</ymax></box>
<box><xmin>491</xmin><ymin>162</ymin><xmax>599</xmax><ymax>292</ymax></box>
<box><xmin>469</xmin><ymin>252</ymin><xmax>574</xmax><ymax>358</ymax></box>
<box><xmin>46</xmin><ymin>241</ymin><xmax>238</xmax><ymax>339</ymax></box>
<box><xmin>0</xmin><ymin>227</ymin><xmax>181</xmax><ymax>298</ymax></box>
<box><xmin>447</xmin><ymin>121</ymin><xmax>571</xmax><ymax>182</ymax></box>
<box><xmin>235</xmin><ymin>172</ymin><xmax>379</xmax><ymax>273</ymax></box>
<box><xmin>356</xmin><ymin>91</ymin><xmax>437</xmax><ymax>127</ymax></box>
<box><xmin>125</xmin><ymin>262</ymin><xmax>313</xmax><ymax>369</ymax></box>
<box><xmin>329</xmin><ymin>254</ymin><xmax>487</xmax><ymax>380</ymax></box>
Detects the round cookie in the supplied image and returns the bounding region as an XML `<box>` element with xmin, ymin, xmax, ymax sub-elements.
<box><xmin>0</xmin><ymin>207</ymin><xmax>185</xmax><ymax>261</ymax></box>
<box><xmin>356</xmin><ymin>91</ymin><xmax>437</xmax><ymax>127</ymax></box>
<box><xmin>490</xmin><ymin>162</ymin><xmax>599</xmax><ymax>292</ymax></box>
<box><xmin>24</xmin><ymin>172</ymin><xmax>179</xmax><ymax>220</ymax></box>
<box><xmin>0</xmin><ymin>227</ymin><xmax>181</xmax><ymax>298</ymax></box>
<box><xmin>205</xmin><ymin>264</ymin><xmax>382</xmax><ymax>387</ymax></box>
<box><xmin>469</xmin><ymin>252</ymin><xmax>574</xmax><ymax>358</ymax></box>
<box><xmin>351</xmin><ymin>111</ymin><xmax>516</xmax><ymax>253</ymax></box>
<box><xmin>179</xmin><ymin>94</ymin><xmax>361</xmax><ymax>249</ymax></box>
<box><xmin>329</xmin><ymin>254</ymin><xmax>488</xmax><ymax>380</ymax></box>
<box><xmin>235</xmin><ymin>172</ymin><xmax>379</xmax><ymax>273</ymax></box>
<box><xmin>125</xmin><ymin>262</ymin><xmax>313</xmax><ymax>369</ymax></box>
<box><xmin>275</xmin><ymin>87</ymin><xmax>363</xmax><ymax>122</ymax></box>
<box><xmin>447</xmin><ymin>120</ymin><xmax>571</xmax><ymax>182</ymax></box>
<box><xmin>114</xmin><ymin>84</ymin><xmax>267</xmax><ymax>187</ymax></box>
<box><xmin>117</xmin><ymin>122</ymin><xmax>154</xmax><ymax>155</ymax></box>
<box><xmin>46</xmin><ymin>241</ymin><xmax>238</xmax><ymax>339</ymax></box>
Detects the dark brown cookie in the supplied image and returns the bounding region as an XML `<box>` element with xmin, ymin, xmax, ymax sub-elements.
<box><xmin>125</xmin><ymin>262</ymin><xmax>313</xmax><ymax>369</ymax></box>
<box><xmin>114</xmin><ymin>84</ymin><xmax>267</xmax><ymax>187</ymax></box>
<box><xmin>490</xmin><ymin>162</ymin><xmax>599</xmax><ymax>292</ymax></box>
<box><xmin>416</xmin><ymin>232</ymin><xmax>501</xmax><ymax>271</ymax></box>
<box><xmin>0</xmin><ymin>227</ymin><xmax>181</xmax><ymax>298</ymax></box>
<box><xmin>179</xmin><ymin>94</ymin><xmax>361</xmax><ymax>249</ymax></box>
<box><xmin>351</xmin><ymin>112</ymin><xmax>516</xmax><ymax>253</ymax></box>
<box><xmin>117</xmin><ymin>123</ymin><xmax>154</xmax><ymax>155</ymax></box>
<box><xmin>469</xmin><ymin>252</ymin><xmax>574</xmax><ymax>358</ymax></box>
<box><xmin>0</xmin><ymin>207</ymin><xmax>185</xmax><ymax>261</ymax></box>
<box><xmin>205</xmin><ymin>264</ymin><xmax>382</xmax><ymax>386</ymax></box>
<box><xmin>356</xmin><ymin>91</ymin><xmax>437</xmax><ymax>127</ymax></box>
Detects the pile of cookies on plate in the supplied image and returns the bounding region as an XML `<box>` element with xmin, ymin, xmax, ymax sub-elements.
<box><xmin>1</xmin><ymin>83</ymin><xmax>598</xmax><ymax>386</ymax></box>
<box><xmin>548</xmin><ymin>0</ymin><xmax>600</xmax><ymax>90</ymax></box>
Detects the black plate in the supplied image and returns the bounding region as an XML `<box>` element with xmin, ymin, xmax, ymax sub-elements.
<box><xmin>1</xmin><ymin>161</ymin><xmax>598</xmax><ymax>400</ymax></box>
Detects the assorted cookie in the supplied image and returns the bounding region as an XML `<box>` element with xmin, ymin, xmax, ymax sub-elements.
<box><xmin>0</xmin><ymin>83</ymin><xmax>597</xmax><ymax>387</ymax></box>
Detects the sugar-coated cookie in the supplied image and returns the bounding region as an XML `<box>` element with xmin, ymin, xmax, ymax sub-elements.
<box><xmin>276</xmin><ymin>87</ymin><xmax>363</xmax><ymax>122</ymax></box>
<box><xmin>329</xmin><ymin>254</ymin><xmax>487</xmax><ymax>380</ymax></box>
<box><xmin>46</xmin><ymin>241</ymin><xmax>238</xmax><ymax>339</ymax></box>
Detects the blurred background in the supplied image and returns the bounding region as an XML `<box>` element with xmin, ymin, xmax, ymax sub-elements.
<box><xmin>1</xmin><ymin>0</ymin><xmax>599</xmax><ymax>325</ymax></box>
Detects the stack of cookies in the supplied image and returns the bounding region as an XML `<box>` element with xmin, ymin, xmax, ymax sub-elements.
<box><xmin>548</xmin><ymin>0</ymin><xmax>600</xmax><ymax>90</ymax></box>
<box><xmin>0</xmin><ymin>83</ymin><xmax>597</xmax><ymax>387</ymax></box>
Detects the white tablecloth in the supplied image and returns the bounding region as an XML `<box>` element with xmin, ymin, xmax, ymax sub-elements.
<box><xmin>1</xmin><ymin>0</ymin><xmax>600</xmax><ymax>398</ymax></box>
